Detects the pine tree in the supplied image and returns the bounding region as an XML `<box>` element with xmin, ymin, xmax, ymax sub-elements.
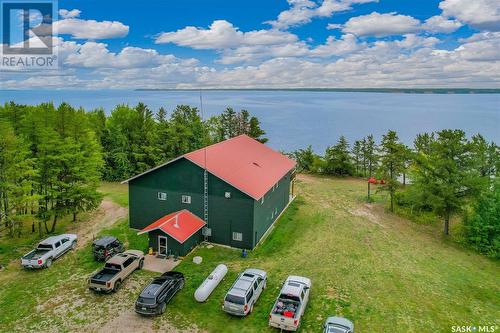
<box><xmin>0</xmin><ymin>121</ymin><xmax>35</xmax><ymax>236</ymax></box>
<box><xmin>364</xmin><ymin>135</ymin><xmax>377</xmax><ymax>201</ymax></box>
<box><xmin>248</xmin><ymin>116</ymin><xmax>268</xmax><ymax>143</ymax></box>
<box><xmin>325</xmin><ymin>136</ymin><xmax>353</xmax><ymax>176</ymax></box>
<box><xmin>352</xmin><ymin>140</ymin><xmax>363</xmax><ymax>176</ymax></box>
<box><xmin>378</xmin><ymin>130</ymin><xmax>405</xmax><ymax>212</ymax></box>
<box><xmin>412</xmin><ymin>129</ymin><xmax>484</xmax><ymax>235</ymax></box>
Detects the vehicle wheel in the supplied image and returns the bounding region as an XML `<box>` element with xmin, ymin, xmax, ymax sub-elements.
<box><xmin>159</xmin><ymin>302</ymin><xmax>166</xmax><ymax>314</ymax></box>
<box><xmin>71</xmin><ymin>241</ymin><xmax>77</xmax><ymax>250</ymax></box>
<box><xmin>263</xmin><ymin>281</ymin><xmax>267</xmax><ymax>289</ymax></box>
<box><xmin>114</xmin><ymin>280</ymin><xmax>122</xmax><ymax>292</ymax></box>
<box><xmin>138</xmin><ymin>259</ymin><xmax>144</xmax><ymax>270</ymax></box>
<box><xmin>179</xmin><ymin>280</ymin><xmax>185</xmax><ymax>290</ymax></box>
<box><xmin>45</xmin><ymin>258</ymin><xmax>52</xmax><ymax>268</ymax></box>
<box><xmin>250</xmin><ymin>303</ymin><xmax>254</xmax><ymax>314</ymax></box>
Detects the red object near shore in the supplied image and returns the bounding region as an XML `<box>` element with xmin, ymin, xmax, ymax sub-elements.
<box><xmin>368</xmin><ymin>177</ymin><xmax>377</xmax><ymax>184</ymax></box>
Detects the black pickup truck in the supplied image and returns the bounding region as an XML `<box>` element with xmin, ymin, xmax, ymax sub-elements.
<box><xmin>135</xmin><ymin>271</ymin><xmax>185</xmax><ymax>315</ymax></box>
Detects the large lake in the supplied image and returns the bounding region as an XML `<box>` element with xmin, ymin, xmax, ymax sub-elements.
<box><xmin>0</xmin><ymin>90</ymin><xmax>498</xmax><ymax>152</ymax></box>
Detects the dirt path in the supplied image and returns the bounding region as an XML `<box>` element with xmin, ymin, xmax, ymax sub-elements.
<box><xmin>69</xmin><ymin>198</ymin><xmax>128</xmax><ymax>249</ymax></box>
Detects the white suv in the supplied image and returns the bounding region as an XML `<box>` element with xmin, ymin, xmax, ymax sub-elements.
<box><xmin>222</xmin><ymin>268</ymin><xmax>267</xmax><ymax>316</ymax></box>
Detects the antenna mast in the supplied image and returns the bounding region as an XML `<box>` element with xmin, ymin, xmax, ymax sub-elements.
<box><xmin>200</xmin><ymin>90</ymin><xmax>210</xmax><ymax>239</ymax></box>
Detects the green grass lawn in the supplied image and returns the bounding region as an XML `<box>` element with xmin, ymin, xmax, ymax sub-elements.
<box><xmin>0</xmin><ymin>175</ymin><xmax>498</xmax><ymax>333</ymax></box>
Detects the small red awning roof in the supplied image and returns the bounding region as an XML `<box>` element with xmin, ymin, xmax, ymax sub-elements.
<box><xmin>138</xmin><ymin>210</ymin><xmax>206</xmax><ymax>244</ymax></box>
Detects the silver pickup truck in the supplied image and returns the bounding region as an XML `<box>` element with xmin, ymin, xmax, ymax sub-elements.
<box><xmin>21</xmin><ymin>234</ymin><xmax>78</xmax><ymax>269</ymax></box>
<box><xmin>269</xmin><ymin>275</ymin><xmax>311</xmax><ymax>331</ymax></box>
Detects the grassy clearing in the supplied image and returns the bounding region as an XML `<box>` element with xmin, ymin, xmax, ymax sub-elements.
<box><xmin>0</xmin><ymin>175</ymin><xmax>498</xmax><ymax>333</ymax></box>
<box><xmin>163</xmin><ymin>175</ymin><xmax>499</xmax><ymax>332</ymax></box>
<box><xmin>99</xmin><ymin>182</ymin><xmax>129</xmax><ymax>208</ymax></box>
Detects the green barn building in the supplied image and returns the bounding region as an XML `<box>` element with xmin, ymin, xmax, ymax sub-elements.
<box><xmin>123</xmin><ymin>135</ymin><xmax>296</xmax><ymax>256</ymax></box>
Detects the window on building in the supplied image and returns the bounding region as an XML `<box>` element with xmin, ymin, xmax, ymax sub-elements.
<box><xmin>181</xmin><ymin>195</ymin><xmax>191</xmax><ymax>204</ymax></box>
<box><xmin>271</xmin><ymin>211</ymin><xmax>274</xmax><ymax>219</ymax></box>
<box><xmin>275</xmin><ymin>207</ymin><xmax>278</xmax><ymax>215</ymax></box>
<box><xmin>225</xmin><ymin>192</ymin><xmax>231</xmax><ymax>199</ymax></box>
<box><xmin>261</xmin><ymin>196</ymin><xmax>264</xmax><ymax>205</ymax></box>
<box><xmin>158</xmin><ymin>192</ymin><xmax>167</xmax><ymax>201</ymax></box>
<box><xmin>232</xmin><ymin>232</ymin><xmax>243</xmax><ymax>241</ymax></box>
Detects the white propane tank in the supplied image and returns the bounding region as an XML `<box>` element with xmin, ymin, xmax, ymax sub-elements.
<box><xmin>194</xmin><ymin>264</ymin><xmax>228</xmax><ymax>302</ymax></box>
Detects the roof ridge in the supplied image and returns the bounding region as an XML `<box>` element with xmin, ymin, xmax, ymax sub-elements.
<box><xmin>182</xmin><ymin>134</ymin><xmax>250</xmax><ymax>168</ymax></box>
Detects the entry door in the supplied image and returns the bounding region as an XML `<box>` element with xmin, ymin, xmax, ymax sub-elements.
<box><xmin>158</xmin><ymin>236</ymin><xmax>168</xmax><ymax>256</ymax></box>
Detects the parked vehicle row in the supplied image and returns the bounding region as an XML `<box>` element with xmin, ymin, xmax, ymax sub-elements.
<box><xmin>21</xmin><ymin>234</ymin><xmax>353</xmax><ymax>331</ymax></box>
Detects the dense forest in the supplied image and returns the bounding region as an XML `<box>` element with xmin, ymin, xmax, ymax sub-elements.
<box><xmin>0</xmin><ymin>102</ymin><xmax>266</xmax><ymax>237</ymax></box>
<box><xmin>292</xmin><ymin>131</ymin><xmax>499</xmax><ymax>258</ymax></box>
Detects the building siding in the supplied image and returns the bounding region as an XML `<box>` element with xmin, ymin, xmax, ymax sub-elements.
<box><xmin>129</xmin><ymin>157</ymin><xmax>254</xmax><ymax>249</ymax></box>
<box><xmin>252</xmin><ymin>170</ymin><xmax>293</xmax><ymax>247</ymax></box>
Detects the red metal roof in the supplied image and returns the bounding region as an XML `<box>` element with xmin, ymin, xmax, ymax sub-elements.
<box><xmin>184</xmin><ymin>135</ymin><xmax>296</xmax><ymax>200</ymax></box>
<box><xmin>138</xmin><ymin>210</ymin><xmax>206</xmax><ymax>244</ymax></box>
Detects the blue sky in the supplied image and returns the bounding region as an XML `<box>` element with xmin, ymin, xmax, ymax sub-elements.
<box><xmin>1</xmin><ymin>0</ymin><xmax>499</xmax><ymax>89</ymax></box>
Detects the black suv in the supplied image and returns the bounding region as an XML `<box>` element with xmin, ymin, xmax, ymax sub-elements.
<box><xmin>92</xmin><ymin>236</ymin><xmax>125</xmax><ymax>261</ymax></box>
<box><xmin>135</xmin><ymin>271</ymin><xmax>185</xmax><ymax>315</ymax></box>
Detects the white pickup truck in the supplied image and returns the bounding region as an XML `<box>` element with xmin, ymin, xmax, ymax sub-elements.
<box><xmin>269</xmin><ymin>275</ymin><xmax>311</xmax><ymax>331</ymax></box>
<box><xmin>21</xmin><ymin>234</ymin><xmax>78</xmax><ymax>269</ymax></box>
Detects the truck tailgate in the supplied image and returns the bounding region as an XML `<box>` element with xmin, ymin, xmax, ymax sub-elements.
<box><xmin>269</xmin><ymin>313</ymin><xmax>299</xmax><ymax>331</ymax></box>
<box><xmin>21</xmin><ymin>258</ymin><xmax>42</xmax><ymax>268</ymax></box>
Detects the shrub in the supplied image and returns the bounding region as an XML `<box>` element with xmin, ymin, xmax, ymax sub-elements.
<box><xmin>463</xmin><ymin>182</ymin><xmax>500</xmax><ymax>258</ymax></box>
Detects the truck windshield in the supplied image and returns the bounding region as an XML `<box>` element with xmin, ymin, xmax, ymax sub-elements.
<box><xmin>225</xmin><ymin>294</ymin><xmax>245</xmax><ymax>305</ymax></box>
<box><xmin>279</xmin><ymin>293</ymin><xmax>300</xmax><ymax>302</ymax></box>
<box><xmin>137</xmin><ymin>297</ymin><xmax>155</xmax><ymax>304</ymax></box>
<box><xmin>104</xmin><ymin>263</ymin><xmax>121</xmax><ymax>270</ymax></box>
<box><xmin>327</xmin><ymin>325</ymin><xmax>348</xmax><ymax>333</ymax></box>
<box><xmin>37</xmin><ymin>244</ymin><xmax>52</xmax><ymax>250</ymax></box>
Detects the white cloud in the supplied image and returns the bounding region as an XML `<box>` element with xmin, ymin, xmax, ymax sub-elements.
<box><xmin>155</xmin><ymin>20</ymin><xmax>297</xmax><ymax>49</ymax></box>
<box><xmin>395</xmin><ymin>34</ymin><xmax>440</xmax><ymax>49</ymax></box>
<box><xmin>422</xmin><ymin>15</ymin><xmax>462</xmax><ymax>33</ymax></box>
<box><xmin>218</xmin><ymin>42</ymin><xmax>309</xmax><ymax>64</ymax></box>
<box><xmin>342</xmin><ymin>12</ymin><xmax>421</xmax><ymax>37</ymax></box>
<box><xmin>310</xmin><ymin>34</ymin><xmax>366</xmax><ymax>57</ymax></box>
<box><xmin>55</xmin><ymin>18</ymin><xmax>129</xmax><ymax>39</ymax></box>
<box><xmin>64</xmin><ymin>42</ymin><xmax>185</xmax><ymax>68</ymax></box>
<box><xmin>267</xmin><ymin>0</ymin><xmax>378</xmax><ymax>29</ymax></box>
<box><xmin>453</xmin><ymin>32</ymin><xmax>500</xmax><ymax>61</ymax></box>
<box><xmin>59</xmin><ymin>9</ymin><xmax>81</xmax><ymax>19</ymax></box>
<box><xmin>439</xmin><ymin>0</ymin><xmax>500</xmax><ymax>31</ymax></box>
<box><xmin>326</xmin><ymin>23</ymin><xmax>342</xmax><ymax>30</ymax></box>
